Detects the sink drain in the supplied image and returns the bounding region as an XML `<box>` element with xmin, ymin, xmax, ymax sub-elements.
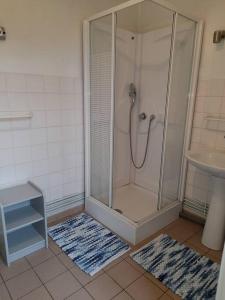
<box><xmin>114</xmin><ymin>208</ymin><xmax>123</xmax><ymax>214</ymax></box>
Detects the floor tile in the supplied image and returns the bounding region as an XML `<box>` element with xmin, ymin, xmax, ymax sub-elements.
<box><xmin>125</xmin><ymin>256</ymin><xmax>145</xmax><ymax>274</ymax></box>
<box><xmin>48</xmin><ymin>239</ymin><xmax>61</xmax><ymax>255</ymax></box>
<box><xmin>66</xmin><ymin>288</ymin><xmax>93</xmax><ymax>300</ymax></box>
<box><xmin>166</xmin><ymin>290</ymin><xmax>182</xmax><ymax>299</ymax></box>
<box><xmin>206</xmin><ymin>253</ymin><xmax>222</xmax><ymax>264</ymax></box>
<box><xmin>86</xmin><ymin>273</ymin><xmax>122</xmax><ymax>300</ymax></box>
<box><xmin>159</xmin><ymin>293</ymin><xmax>172</xmax><ymax>299</ymax></box>
<box><xmin>34</xmin><ymin>256</ymin><xmax>66</xmax><ymax>283</ymax></box>
<box><xmin>5</xmin><ymin>269</ymin><xmax>41</xmax><ymax>299</ymax></box>
<box><xmin>163</xmin><ymin>219</ymin><xmax>202</xmax><ymax>242</ymax></box>
<box><xmin>26</xmin><ymin>248</ymin><xmax>54</xmax><ymax>267</ymax></box>
<box><xmin>20</xmin><ymin>286</ymin><xmax>52</xmax><ymax>300</ymax></box>
<box><xmin>106</xmin><ymin>260</ymin><xmax>141</xmax><ymax>288</ymax></box>
<box><xmin>0</xmin><ymin>258</ymin><xmax>30</xmax><ymax>281</ymax></box>
<box><xmin>0</xmin><ymin>283</ymin><xmax>11</xmax><ymax>300</ymax></box>
<box><xmin>185</xmin><ymin>231</ymin><xmax>209</xmax><ymax>254</ymax></box>
<box><xmin>126</xmin><ymin>276</ymin><xmax>164</xmax><ymax>300</ymax></box>
<box><xmin>45</xmin><ymin>271</ymin><xmax>81</xmax><ymax>300</ymax></box>
<box><xmin>113</xmin><ymin>291</ymin><xmax>133</xmax><ymax>300</ymax></box>
<box><xmin>103</xmin><ymin>256</ymin><xmax>124</xmax><ymax>271</ymax></box>
<box><xmin>70</xmin><ymin>265</ymin><xmax>103</xmax><ymax>286</ymax></box>
<box><xmin>57</xmin><ymin>252</ymin><xmax>75</xmax><ymax>269</ymax></box>
<box><xmin>144</xmin><ymin>272</ymin><xmax>168</xmax><ymax>292</ymax></box>
<box><xmin>207</xmin><ymin>248</ymin><xmax>223</xmax><ymax>262</ymax></box>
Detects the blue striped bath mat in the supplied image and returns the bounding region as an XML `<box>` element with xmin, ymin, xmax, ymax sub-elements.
<box><xmin>131</xmin><ymin>234</ymin><xmax>220</xmax><ymax>300</ymax></box>
<box><xmin>48</xmin><ymin>213</ymin><xmax>130</xmax><ymax>275</ymax></box>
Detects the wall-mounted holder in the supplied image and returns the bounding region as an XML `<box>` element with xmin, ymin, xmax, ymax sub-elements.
<box><xmin>0</xmin><ymin>112</ymin><xmax>33</xmax><ymax>121</ymax></box>
<box><xmin>213</xmin><ymin>30</ymin><xmax>225</xmax><ymax>44</ymax></box>
<box><xmin>0</xmin><ymin>26</ymin><xmax>6</xmax><ymax>40</ymax></box>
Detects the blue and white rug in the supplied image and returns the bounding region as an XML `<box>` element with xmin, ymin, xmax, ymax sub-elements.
<box><xmin>48</xmin><ymin>213</ymin><xmax>130</xmax><ymax>275</ymax></box>
<box><xmin>131</xmin><ymin>234</ymin><xmax>220</xmax><ymax>300</ymax></box>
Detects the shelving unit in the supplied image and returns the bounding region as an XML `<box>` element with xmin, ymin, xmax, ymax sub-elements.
<box><xmin>0</xmin><ymin>182</ymin><xmax>48</xmax><ymax>266</ymax></box>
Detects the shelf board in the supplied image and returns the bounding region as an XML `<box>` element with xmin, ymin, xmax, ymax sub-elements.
<box><xmin>0</xmin><ymin>183</ymin><xmax>42</xmax><ymax>207</ymax></box>
<box><xmin>8</xmin><ymin>226</ymin><xmax>45</xmax><ymax>259</ymax></box>
<box><xmin>5</xmin><ymin>206</ymin><xmax>44</xmax><ymax>233</ymax></box>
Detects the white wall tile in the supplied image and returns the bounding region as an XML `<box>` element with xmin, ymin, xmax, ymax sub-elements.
<box><xmin>0</xmin><ymin>72</ymin><xmax>84</xmax><ymax>206</ymax></box>
<box><xmin>46</xmin><ymin>110</ymin><xmax>61</xmax><ymax>127</ymax></box>
<box><xmin>44</xmin><ymin>76</ymin><xmax>60</xmax><ymax>93</ymax></box>
<box><xmin>28</xmin><ymin>93</ymin><xmax>46</xmax><ymax>110</ymax></box>
<box><xmin>62</xmin><ymin>110</ymin><xmax>76</xmax><ymax>126</ymax></box>
<box><xmin>6</xmin><ymin>73</ymin><xmax>26</xmax><ymax>92</ymax></box>
<box><xmin>61</xmin><ymin>94</ymin><xmax>76</xmax><ymax>110</ymax></box>
<box><xmin>47</xmin><ymin>142</ymin><xmax>62</xmax><ymax>158</ymax></box>
<box><xmin>209</xmin><ymin>79</ymin><xmax>225</xmax><ymax>97</ymax></box>
<box><xmin>0</xmin><ymin>121</ymin><xmax>11</xmax><ymax>131</ymax></box>
<box><xmin>62</xmin><ymin>141</ymin><xmax>76</xmax><ymax>156</ymax></box>
<box><xmin>45</xmin><ymin>94</ymin><xmax>61</xmax><ymax>110</ymax></box>
<box><xmin>48</xmin><ymin>172</ymin><xmax>63</xmax><ymax>187</ymax></box>
<box><xmin>63</xmin><ymin>155</ymin><xmax>76</xmax><ymax>170</ymax></box>
<box><xmin>32</xmin><ymin>175</ymin><xmax>49</xmax><ymax>190</ymax></box>
<box><xmin>32</xmin><ymin>160</ymin><xmax>48</xmax><ymax>176</ymax></box>
<box><xmin>31</xmin><ymin>144</ymin><xmax>48</xmax><ymax>161</ymax></box>
<box><xmin>26</xmin><ymin>74</ymin><xmax>44</xmax><ymax>93</ymax></box>
<box><xmin>13</xmin><ymin>147</ymin><xmax>31</xmax><ymax>164</ymax></box>
<box><xmin>0</xmin><ymin>131</ymin><xmax>13</xmax><ymax>148</ymax></box>
<box><xmin>63</xmin><ymin>182</ymin><xmax>77</xmax><ymax>197</ymax></box>
<box><xmin>11</xmin><ymin>119</ymin><xmax>30</xmax><ymax>130</ymax></box>
<box><xmin>47</xmin><ymin>127</ymin><xmax>62</xmax><ymax>143</ymax></box>
<box><xmin>31</xmin><ymin>111</ymin><xmax>46</xmax><ymax>128</ymax></box>
<box><xmin>0</xmin><ymin>92</ymin><xmax>10</xmax><ymax>111</ymax></box>
<box><xmin>31</xmin><ymin>128</ymin><xmax>47</xmax><ymax>145</ymax></box>
<box><xmin>48</xmin><ymin>157</ymin><xmax>63</xmax><ymax>173</ymax></box>
<box><xmin>0</xmin><ymin>73</ymin><xmax>6</xmax><ymax>92</ymax></box>
<box><xmin>8</xmin><ymin>93</ymin><xmax>29</xmax><ymax>111</ymax></box>
<box><xmin>63</xmin><ymin>168</ymin><xmax>76</xmax><ymax>184</ymax></box>
<box><xmin>0</xmin><ymin>148</ymin><xmax>13</xmax><ymax>167</ymax></box>
<box><xmin>62</xmin><ymin>126</ymin><xmax>76</xmax><ymax>141</ymax></box>
<box><xmin>15</xmin><ymin>162</ymin><xmax>32</xmax><ymax>181</ymax></box>
<box><xmin>60</xmin><ymin>77</ymin><xmax>76</xmax><ymax>94</ymax></box>
<box><xmin>48</xmin><ymin>186</ymin><xmax>63</xmax><ymax>202</ymax></box>
<box><xmin>13</xmin><ymin>130</ymin><xmax>31</xmax><ymax>147</ymax></box>
<box><xmin>0</xmin><ymin>166</ymin><xmax>15</xmax><ymax>186</ymax></box>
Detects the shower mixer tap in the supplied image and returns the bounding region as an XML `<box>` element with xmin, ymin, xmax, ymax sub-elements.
<box><xmin>139</xmin><ymin>112</ymin><xmax>147</xmax><ymax>120</ymax></box>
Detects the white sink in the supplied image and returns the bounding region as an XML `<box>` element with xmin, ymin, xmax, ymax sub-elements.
<box><xmin>186</xmin><ymin>150</ymin><xmax>225</xmax><ymax>250</ymax></box>
<box><xmin>186</xmin><ymin>151</ymin><xmax>225</xmax><ymax>178</ymax></box>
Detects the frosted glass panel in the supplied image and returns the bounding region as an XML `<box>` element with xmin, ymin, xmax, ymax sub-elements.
<box><xmin>89</xmin><ymin>15</ymin><xmax>112</xmax><ymax>206</ymax></box>
<box><xmin>161</xmin><ymin>15</ymin><xmax>196</xmax><ymax>208</ymax></box>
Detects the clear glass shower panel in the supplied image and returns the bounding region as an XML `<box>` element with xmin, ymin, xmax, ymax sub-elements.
<box><xmin>160</xmin><ymin>15</ymin><xmax>196</xmax><ymax>208</ymax></box>
<box><xmin>113</xmin><ymin>1</ymin><xmax>174</xmax><ymax>221</ymax></box>
<box><xmin>89</xmin><ymin>15</ymin><xmax>113</xmax><ymax>206</ymax></box>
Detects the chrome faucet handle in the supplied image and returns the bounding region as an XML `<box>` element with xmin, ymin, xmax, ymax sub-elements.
<box><xmin>149</xmin><ymin>114</ymin><xmax>156</xmax><ymax>121</ymax></box>
<box><xmin>139</xmin><ymin>112</ymin><xmax>147</xmax><ymax>120</ymax></box>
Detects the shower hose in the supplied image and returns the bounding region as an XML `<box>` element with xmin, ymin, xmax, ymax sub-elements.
<box><xmin>129</xmin><ymin>104</ymin><xmax>154</xmax><ymax>169</ymax></box>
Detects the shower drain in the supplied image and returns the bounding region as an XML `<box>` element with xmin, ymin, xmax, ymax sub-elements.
<box><xmin>114</xmin><ymin>208</ymin><xmax>123</xmax><ymax>214</ymax></box>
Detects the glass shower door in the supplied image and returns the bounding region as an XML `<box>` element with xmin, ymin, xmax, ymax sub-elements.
<box><xmin>160</xmin><ymin>15</ymin><xmax>196</xmax><ymax>208</ymax></box>
<box><xmin>89</xmin><ymin>15</ymin><xmax>113</xmax><ymax>206</ymax></box>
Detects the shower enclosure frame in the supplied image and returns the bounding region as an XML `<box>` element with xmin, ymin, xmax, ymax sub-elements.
<box><xmin>83</xmin><ymin>0</ymin><xmax>204</xmax><ymax>243</ymax></box>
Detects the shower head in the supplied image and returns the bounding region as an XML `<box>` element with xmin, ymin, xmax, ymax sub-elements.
<box><xmin>129</xmin><ymin>83</ymin><xmax>136</xmax><ymax>105</ymax></box>
<box><xmin>213</xmin><ymin>30</ymin><xmax>225</xmax><ymax>44</ymax></box>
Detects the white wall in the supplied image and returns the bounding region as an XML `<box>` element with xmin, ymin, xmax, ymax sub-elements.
<box><xmin>167</xmin><ymin>0</ymin><xmax>225</xmax><ymax>216</ymax></box>
<box><xmin>0</xmin><ymin>0</ymin><xmax>125</xmax><ymax>77</ymax></box>
<box><xmin>0</xmin><ymin>0</ymin><xmax>125</xmax><ymax>206</ymax></box>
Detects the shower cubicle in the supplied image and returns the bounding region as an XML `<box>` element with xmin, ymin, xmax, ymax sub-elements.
<box><xmin>83</xmin><ymin>0</ymin><xmax>203</xmax><ymax>244</ymax></box>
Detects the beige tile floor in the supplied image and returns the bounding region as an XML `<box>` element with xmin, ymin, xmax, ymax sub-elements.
<box><xmin>0</xmin><ymin>216</ymin><xmax>223</xmax><ymax>300</ymax></box>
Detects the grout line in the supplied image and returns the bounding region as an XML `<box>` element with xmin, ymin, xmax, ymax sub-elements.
<box><xmin>25</xmin><ymin>256</ymin><xmax>54</xmax><ymax>300</ymax></box>
<box><xmin>1</xmin><ymin>281</ymin><xmax>13</xmax><ymax>300</ymax></box>
<box><xmin>2</xmin><ymin>264</ymin><xmax>32</xmax><ymax>283</ymax></box>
